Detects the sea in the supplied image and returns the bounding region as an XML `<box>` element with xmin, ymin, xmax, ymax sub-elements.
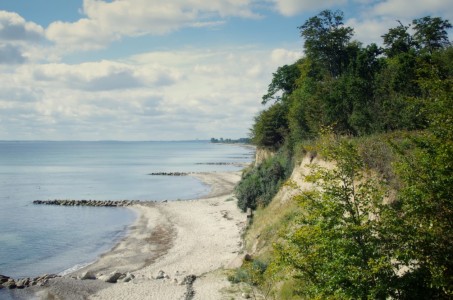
<box><xmin>0</xmin><ymin>140</ymin><xmax>253</xmax><ymax>297</ymax></box>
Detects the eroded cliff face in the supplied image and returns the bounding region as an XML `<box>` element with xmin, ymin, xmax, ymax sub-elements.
<box><xmin>244</xmin><ymin>152</ymin><xmax>335</xmax><ymax>256</ymax></box>
<box><xmin>254</xmin><ymin>148</ymin><xmax>274</xmax><ymax>166</ymax></box>
<box><xmin>252</xmin><ymin>150</ymin><xmax>333</xmax><ymax>204</ymax></box>
<box><xmin>270</xmin><ymin>153</ymin><xmax>334</xmax><ymax>204</ymax></box>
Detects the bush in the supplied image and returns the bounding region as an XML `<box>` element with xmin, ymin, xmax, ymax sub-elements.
<box><xmin>228</xmin><ymin>259</ymin><xmax>268</xmax><ymax>286</ymax></box>
<box><xmin>275</xmin><ymin>137</ymin><xmax>399</xmax><ymax>299</ymax></box>
<box><xmin>235</xmin><ymin>149</ymin><xmax>293</xmax><ymax>212</ymax></box>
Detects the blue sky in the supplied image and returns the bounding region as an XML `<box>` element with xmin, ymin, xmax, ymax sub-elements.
<box><xmin>0</xmin><ymin>0</ymin><xmax>451</xmax><ymax>141</ymax></box>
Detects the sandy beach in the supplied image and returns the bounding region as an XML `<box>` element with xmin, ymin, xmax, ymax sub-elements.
<box><xmin>25</xmin><ymin>171</ymin><xmax>246</xmax><ymax>299</ymax></box>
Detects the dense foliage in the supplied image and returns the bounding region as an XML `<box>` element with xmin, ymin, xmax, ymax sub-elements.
<box><xmin>250</xmin><ymin>10</ymin><xmax>451</xmax><ymax>146</ymax></box>
<box><xmin>235</xmin><ymin>147</ymin><xmax>293</xmax><ymax>211</ymax></box>
<box><xmin>276</xmin><ymin>134</ymin><xmax>453</xmax><ymax>298</ymax></box>
<box><xmin>276</xmin><ymin>137</ymin><xmax>398</xmax><ymax>299</ymax></box>
<box><xmin>235</xmin><ymin>9</ymin><xmax>452</xmax><ymax>299</ymax></box>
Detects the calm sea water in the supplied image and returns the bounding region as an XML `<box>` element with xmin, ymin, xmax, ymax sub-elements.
<box><xmin>0</xmin><ymin>141</ymin><xmax>253</xmax><ymax>283</ymax></box>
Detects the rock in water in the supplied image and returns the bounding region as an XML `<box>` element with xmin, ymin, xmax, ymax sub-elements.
<box><xmin>4</xmin><ymin>279</ymin><xmax>16</xmax><ymax>289</ymax></box>
<box><xmin>0</xmin><ymin>275</ymin><xmax>10</xmax><ymax>282</ymax></box>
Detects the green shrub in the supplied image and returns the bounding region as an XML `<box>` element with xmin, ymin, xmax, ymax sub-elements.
<box><xmin>228</xmin><ymin>259</ymin><xmax>268</xmax><ymax>286</ymax></box>
<box><xmin>275</xmin><ymin>137</ymin><xmax>399</xmax><ymax>299</ymax></box>
<box><xmin>235</xmin><ymin>149</ymin><xmax>293</xmax><ymax>212</ymax></box>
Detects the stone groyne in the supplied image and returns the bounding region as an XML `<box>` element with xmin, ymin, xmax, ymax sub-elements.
<box><xmin>33</xmin><ymin>199</ymin><xmax>140</xmax><ymax>207</ymax></box>
<box><xmin>0</xmin><ymin>274</ymin><xmax>59</xmax><ymax>289</ymax></box>
<box><xmin>148</xmin><ymin>172</ymin><xmax>190</xmax><ymax>176</ymax></box>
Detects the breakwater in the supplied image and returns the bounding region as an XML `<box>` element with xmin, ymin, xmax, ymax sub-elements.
<box><xmin>33</xmin><ymin>199</ymin><xmax>139</xmax><ymax>207</ymax></box>
<box><xmin>0</xmin><ymin>274</ymin><xmax>59</xmax><ymax>289</ymax></box>
<box><xmin>148</xmin><ymin>172</ymin><xmax>190</xmax><ymax>176</ymax></box>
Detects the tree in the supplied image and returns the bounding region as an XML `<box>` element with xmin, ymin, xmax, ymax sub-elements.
<box><xmin>413</xmin><ymin>16</ymin><xmax>452</xmax><ymax>54</ymax></box>
<box><xmin>348</xmin><ymin>44</ymin><xmax>384</xmax><ymax>135</ymax></box>
<box><xmin>276</xmin><ymin>137</ymin><xmax>398</xmax><ymax>299</ymax></box>
<box><xmin>382</xmin><ymin>21</ymin><xmax>414</xmax><ymax>57</ymax></box>
<box><xmin>299</xmin><ymin>10</ymin><xmax>354</xmax><ymax>77</ymax></box>
<box><xmin>389</xmin><ymin>46</ymin><xmax>453</xmax><ymax>297</ymax></box>
<box><xmin>287</xmin><ymin>57</ymin><xmax>322</xmax><ymax>143</ymax></box>
<box><xmin>251</xmin><ymin>102</ymin><xmax>288</xmax><ymax>149</ymax></box>
<box><xmin>262</xmin><ymin>62</ymin><xmax>301</xmax><ymax>105</ymax></box>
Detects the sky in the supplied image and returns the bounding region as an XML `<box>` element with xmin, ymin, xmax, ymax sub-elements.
<box><xmin>0</xmin><ymin>0</ymin><xmax>451</xmax><ymax>141</ymax></box>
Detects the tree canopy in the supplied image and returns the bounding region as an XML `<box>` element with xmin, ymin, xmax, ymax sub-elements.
<box><xmin>250</xmin><ymin>11</ymin><xmax>452</xmax><ymax>146</ymax></box>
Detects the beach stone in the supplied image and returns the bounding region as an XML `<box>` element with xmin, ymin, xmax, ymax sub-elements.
<box><xmin>99</xmin><ymin>271</ymin><xmax>122</xmax><ymax>283</ymax></box>
<box><xmin>37</xmin><ymin>274</ymin><xmax>59</xmax><ymax>281</ymax></box>
<box><xmin>119</xmin><ymin>272</ymin><xmax>135</xmax><ymax>283</ymax></box>
<box><xmin>80</xmin><ymin>271</ymin><xmax>96</xmax><ymax>280</ymax></box>
<box><xmin>181</xmin><ymin>274</ymin><xmax>196</xmax><ymax>285</ymax></box>
<box><xmin>244</xmin><ymin>253</ymin><xmax>253</xmax><ymax>261</ymax></box>
<box><xmin>15</xmin><ymin>278</ymin><xmax>29</xmax><ymax>289</ymax></box>
<box><xmin>124</xmin><ymin>273</ymin><xmax>135</xmax><ymax>282</ymax></box>
<box><xmin>4</xmin><ymin>279</ymin><xmax>16</xmax><ymax>289</ymax></box>
<box><xmin>181</xmin><ymin>275</ymin><xmax>197</xmax><ymax>300</ymax></box>
<box><xmin>16</xmin><ymin>278</ymin><xmax>27</xmax><ymax>289</ymax></box>
<box><xmin>0</xmin><ymin>274</ymin><xmax>10</xmax><ymax>284</ymax></box>
<box><xmin>155</xmin><ymin>270</ymin><xmax>167</xmax><ymax>280</ymax></box>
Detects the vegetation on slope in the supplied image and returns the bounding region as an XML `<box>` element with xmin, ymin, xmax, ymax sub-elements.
<box><xmin>233</xmin><ymin>9</ymin><xmax>452</xmax><ymax>299</ymax></box>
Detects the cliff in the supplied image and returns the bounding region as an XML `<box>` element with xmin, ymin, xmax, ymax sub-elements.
<box><xmin>243</xmin><ymin>152</ymin><xmax>334</xmax><ymax>257</ymax></box>
<box><xmin>254</xmin><ymin>148</ymin><xmax>274</xmax><ymax>166</ymax></box>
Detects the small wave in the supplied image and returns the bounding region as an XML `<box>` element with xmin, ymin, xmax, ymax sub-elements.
<box><xmin>58</xmin><ymin>261</ymin><xmax>94</xmax><ymax>276</ymax></box>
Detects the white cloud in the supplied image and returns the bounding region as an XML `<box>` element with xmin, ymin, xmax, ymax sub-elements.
<box><xmin>270</xmin><ymin>48</ymin><xmax>303</xmax><ymax>64</ymax></box>
<box><xmin>30</xmin><ymin>60</ymin><xmax>183</xmax><ymax>91</ymax></box>
<box><xmin>346</xmin><ymin>17</ymin><xmax>395</xmax><ymax>45</ymax></box>
<box><xmin>0</xmin><ymin>46</ymin><xmax>302</xmax><ymax>140</ymax></box>
<box><xmin>344</xmin><ymin>0</ymin><xmax>453</xmax><ymax>46</ymax></box>
<box><xmin>0</xmin><ymin>11</ymin><xmax>46</xmax><ymax>64</ymax></box>
<box><xmin>372</xmin><ymin>0</ymin><xmax>453</xmax><ymax>19</ymax></box>
<box><xmin>46</xmin><ymin>0</ymin><xmax>260</xmax><ymax>51</ymax></box>
<box><xmin>0</xmin><ymin>44</ymin><xmax>26</xmax><ymax>64</ymax></box>
<box><xmin>276</xmin><ymin>0</ymin><xmax>452</xmax><ymax>47</ymax></box>
<box><xmin>46</xmin><ymin>19</ymin><xmax>113</xmax><ymax>51</ymax></box>
<box><xmin>273</xmin><ymin>0</ymin><xmax>347</xmax><ymax>16</ymax></box>
<box><xmin>0</xmin><ymin>11</ymin><xmax>45</xmax><ymax>42</ymax></box>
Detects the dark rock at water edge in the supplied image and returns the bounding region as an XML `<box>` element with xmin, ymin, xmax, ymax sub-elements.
<box><xmin>0</xmin><ymin>271</ymin><xmax>139</xmax><ymax>291</ymax></box>
<box><xmin>0</xmin><ymin>274</ymin><xmax>60</xmax><ymax>289</ymax></box>
<box><xmin>0</xmin><ymin>274</ymin><xmax>10</xmax><ymax>284</ymax></box>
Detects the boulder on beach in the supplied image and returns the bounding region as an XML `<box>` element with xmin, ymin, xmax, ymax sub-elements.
<box><xmin>79</xmin><ymin>271</ymin><xmax>96</xmax><ymax>280</ymax></box>
<box><xmin>98</xmin><ymin>271</ymin><xmax>123</xmax><ymax>283</ymax></box>
<box><xmin>155</xmin><ymin>270</ymin><xmax>170</xmax><ymax>280</ymax></box>
<box><xmin>118</xmin><ymin>272</ymin><xmax>135</xmax><ymax>283</ymax></box>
